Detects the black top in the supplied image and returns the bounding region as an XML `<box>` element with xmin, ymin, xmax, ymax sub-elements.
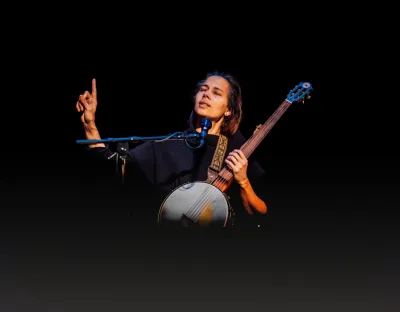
<box><xmin>86</xmin><ymin>128</ymin><xmax>267</xmax><ymax>228</ymax></box>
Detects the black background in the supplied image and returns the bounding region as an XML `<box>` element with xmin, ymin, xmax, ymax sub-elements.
<box><xmin>1</xmin><ymin>10</ymin><xmax>399</xmax><ymax>311</ymax></box>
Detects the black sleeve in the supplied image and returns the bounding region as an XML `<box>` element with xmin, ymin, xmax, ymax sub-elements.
<box><xmin>84</xmin><ymin>144</ymin><xmax>114</xmax><ymax>162</ymax></box>
<box><xmin>84</xmin><ymin>142</ymin><xmax>156</xmax><ymax>181</ymax></box>
<box><xmin>83</xmin><ymin>142</ymin><xmax>162</xmax><ymax>226</ymax></box>
<box><xmin>81</xmin><ymin>144</ymin><xmax>117</xmax><ymax>180</ymax></box>
<box><xmin>126</xmin><ymin>142</ymin><xmax>157</xmax><ymax>185</ymax></box>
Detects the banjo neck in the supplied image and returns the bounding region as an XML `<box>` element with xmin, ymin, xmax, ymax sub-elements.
<box><xmin>212</xmin><ymin>99</ymin><xmax>293</xmax><ymax>192</ymax></box>
<box><xmin>212</xmin><ymin>80</ymin><xmax>313</xmax><ymax>192</ymax></box>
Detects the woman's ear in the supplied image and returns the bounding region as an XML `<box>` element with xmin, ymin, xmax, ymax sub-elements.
<box><xmin>224</xmin><ymin>111</ymin><xmax>231</xmax><ymax>116</ymax></box>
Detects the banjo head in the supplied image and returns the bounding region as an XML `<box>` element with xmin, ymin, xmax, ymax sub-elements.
<box><xmin>158</xmin><ymin>181</ymin><xmax>231</xmax><ymax>227</ymax></box>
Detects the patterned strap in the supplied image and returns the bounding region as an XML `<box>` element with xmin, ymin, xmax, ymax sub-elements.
<box><xmin>206</xmin><ymin>134</ymin><xmax>228</xmax><ymax>183</ymax></box>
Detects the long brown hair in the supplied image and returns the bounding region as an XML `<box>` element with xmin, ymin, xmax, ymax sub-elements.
<box><xmin>188</xmin><ymin>71</ymin><xmax>243</xmax><ymax>136</ymax></box>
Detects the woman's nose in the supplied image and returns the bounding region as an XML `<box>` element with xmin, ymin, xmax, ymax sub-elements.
<box><xmin>202</xmin><ymin>90</ymin><xmax>210</xmax><ymax>98</ymax></box>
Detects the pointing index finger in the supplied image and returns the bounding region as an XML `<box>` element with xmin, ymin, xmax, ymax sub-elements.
<box><xmin>91</xmin><ymin>78</ymin><xmax>97</xmax><ymax>98</ymax></box>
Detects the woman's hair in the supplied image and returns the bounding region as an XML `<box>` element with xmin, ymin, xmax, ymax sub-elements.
<box><xmin>188</xmin><ymin>71</ymin><xmax>243</xmax><ymax>136</ymax></box>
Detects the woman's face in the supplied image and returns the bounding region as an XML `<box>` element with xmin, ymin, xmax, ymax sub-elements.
<box><xmin>194</xmin><ymin>75</ymin><xmax>231</xmax><ymax>120</ymax></box>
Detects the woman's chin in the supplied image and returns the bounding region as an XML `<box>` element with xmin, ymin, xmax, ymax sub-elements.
<box><xmin>194</xmin><ymin>109</ymin><xmax>208</xmax><ymax>118</ymax></box>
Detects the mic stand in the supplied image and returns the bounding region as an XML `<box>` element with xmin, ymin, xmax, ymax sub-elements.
<box><xmin>76</xmin><ymin>131</ymin><xmax>206</xmax><ymax>184</ymax></box>
<box><xmin>107</xmin><ymin>142</ymin><xmax>129</xmax><ymax>185</ymax></box>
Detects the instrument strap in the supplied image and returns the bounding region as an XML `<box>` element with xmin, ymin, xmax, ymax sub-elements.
<box><xmin>206</xmin><ymin>134</ymin><xmax>228</xmax><ymax>183</ymax></box>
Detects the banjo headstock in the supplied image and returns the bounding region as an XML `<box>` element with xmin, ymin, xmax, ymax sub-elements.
<box><xmin>286</xmin><ymin>82</ymin><xmax>313</xmax><ymax>104</ymax></box>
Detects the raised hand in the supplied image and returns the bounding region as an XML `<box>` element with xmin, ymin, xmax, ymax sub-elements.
<box><xmin>76</xmin><ymin>78</ymin><xmax>98</xmax><ymax>125</ymax></box>
<box><xmin>75</xmin><ymin>78</ymin><xmax>104</xmax><ymax>147</ymax></box>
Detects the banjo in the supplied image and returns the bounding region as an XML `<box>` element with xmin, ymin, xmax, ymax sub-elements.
<box><xmin>157</xmin><ymin>82</ymin><xmax>313</xmax><ymax>227</ymax></box>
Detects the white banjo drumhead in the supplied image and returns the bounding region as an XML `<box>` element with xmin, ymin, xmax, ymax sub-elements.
<box><xmin>158</xmin><ymin>181</ymin><xmax>230</xmax><ymax>227</ymax></box>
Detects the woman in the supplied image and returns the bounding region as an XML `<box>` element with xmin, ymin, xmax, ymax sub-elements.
<box><xmin>76</xmin><ymin>71</ymin><xmax>267</xmax><ymax>228</ymax></box>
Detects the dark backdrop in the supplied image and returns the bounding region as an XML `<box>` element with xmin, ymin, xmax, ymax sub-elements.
<box><xmin>1</xmin><ymin>19</ymin><xmax>399</xmax><ymax>311</ymax></box>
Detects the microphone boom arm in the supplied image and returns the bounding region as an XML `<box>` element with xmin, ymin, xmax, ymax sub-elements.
<box><xmin>76</xmin><ymin>118</ymin><xmax>212</xmax><ymax>150</ymax></box>
<box><xmin>76</xmin><ymin>132</ymin><xmax>201</xmax><ymax>145</ymax></box>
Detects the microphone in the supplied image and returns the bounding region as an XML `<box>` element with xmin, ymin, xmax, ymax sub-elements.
<box><xmin>198</xmin><ymin>117</ymin><xmax>212</xmax><ymax>148</ymax></box>
<box><xmin>185</xmin><ymin>117</ymin><xmax>212</xmax><ymax>150</ymax></box>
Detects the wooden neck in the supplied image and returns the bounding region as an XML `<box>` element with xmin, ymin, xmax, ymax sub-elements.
<box><xmin>213</xmin><ymin>99</ymin><xmax>293</xmax><ymax>187</ymax></box>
